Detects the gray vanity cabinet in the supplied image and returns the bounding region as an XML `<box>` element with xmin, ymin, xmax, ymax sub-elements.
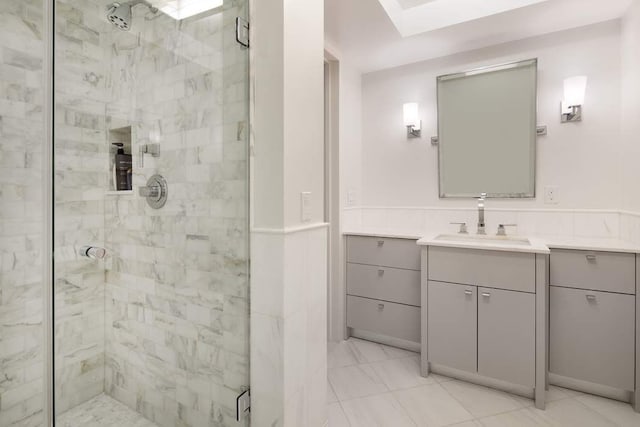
<box><xmin>478</xmin><ymin>287</ymin><xmax>535</xmax><ymax>387</ymax></box>
<box><xmin>550</xmin><ymin>286</ymin><xmax>635</xmax><ymax>390</ymax></box>
<box><xmin>427</xmin><ymin>281</ymin><xmax>477</xmax><ymax>373</ymax></box>
<box><xmin>422</xmin><ymin>245</ymin><xmax>547</xmax><ymax>409</ymax></box>
<box><xmin>345</xmin><ymin>235</ymin><xmax>422</xmax><ymax>349</ymax></box>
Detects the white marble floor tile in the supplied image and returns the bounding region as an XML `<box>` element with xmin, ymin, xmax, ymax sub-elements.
<box><xmin>479</xmin><ymin>399</ymin><xmax>616</xmax><ymax>427</ymax></box>
<box><xmin>429</xmin><ymin>373</ymin><xmax>456</xmax><ymax>384</ymax></box>
<box><xmin>545</xmin><ymin>386</ymin><xmax>582</xmax><ymax>402</ymax></box>
<box><xmin>441</xmin><ymin>380</ymin><xmax>527</xmax><ymax>418</ymax></box>
<box><xmin>328</xmin><ymin>379</ymin><xmax>339</xmax><ymax>403</ymax></box>
<box><xmin>347</xmin><ymin>338</ymin><xmax>390</xmax><ymax>363</ymax></box>
<box><xmin>329</xmin><ymin>364</ymin><xmax>388</xmax><ymax>400</ymax></box>
<box><xmin>329</xmin><ymin>341</ymin><xmax>359</xmax><ymax>368</ymax></box>
<box><xmin>341</xmin><ymin>393</ymin><xmax>416</xmax><ymax>427</ymax></box>
<box><xmin>329</xmin><ymin>402</ymin><xmax>351</xmax><ymax>427</ymax></box>
<box><xmin>394</xmin><ymin>383</ymin><xmax>474</xmax><ymax>426</ymax></box>
<box><xmin>574</xmin><ymin>393</ymin><xmax>640</xmax><ymax>426</ymax></box>
<box><xmin>57</xmin><ymin>394</ymin><xmax>157</xmax><ymax>427</ymax></box>
<box><xmin>380</xmin><ymin>344</ymin><xmax>419</xmax><ymax>360</ymax></box>
<box><xmin>327</xmin><ymin>338</ymin><xmax>640</xmax><ymax>427</ymax></box>
<box><xmin>449</xmin><ymin>421</ymin><xmax>483</xmax><ymax>427</ymax></box>
<box><xmin>369</xmin><ymin>356</ymin><xmax>435</xmax><ymax>391</ymax></box>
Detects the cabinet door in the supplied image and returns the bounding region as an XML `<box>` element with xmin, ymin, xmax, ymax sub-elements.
<box><xmin>478</xmin><ymin>287</ymin><xmax>535</xmax><ymax>387</ymax></box>
<box><xmin>550</xmin><ymin>286</ymin><xmax>635</xmax><ymax>390</ymax></box>
<box><xmin>428</xmin><ymin>281</ymin><xmax>477</xmax><ymax>373</ymax></box>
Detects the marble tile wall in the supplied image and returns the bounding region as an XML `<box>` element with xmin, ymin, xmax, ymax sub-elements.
<box><xmin>251</xmin><ymin>226</ymin><xmax>328</xmax><ymax>427</ymax></box>
<box><xmin>53</xmin><ymin>0</ymin><xmax>112</xmax><ymax>414</ymax></box>
<box><xmin>620</xmin><ymin>211</ymin><xmax>640</xmax><ymax>245</ymax></box>
<box><xmin>102</xmin><ymin>1</ymin><xmax>250</xmax><ymax>426</ymax></box>
<box><xmin>0</xmin><ymin>1</ymin><xmax>46</xmax><ymax>425</ymax></box>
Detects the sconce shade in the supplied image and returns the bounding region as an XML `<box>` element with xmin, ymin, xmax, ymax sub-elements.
<box><xmin>563</xmin><ymin>76</ymin><xmax>587</xmax><ymax>106</ymax></box>
<box><xmin>403</xmin><ymin>103</ymin><xmax>420</xmax><ymax>128</ymax></box>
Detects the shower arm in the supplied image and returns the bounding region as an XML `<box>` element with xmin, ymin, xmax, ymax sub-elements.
<box><xmin>108</xmin><ymin>0</ymin><xmax>158</xmax><ymax>13</ymax></box>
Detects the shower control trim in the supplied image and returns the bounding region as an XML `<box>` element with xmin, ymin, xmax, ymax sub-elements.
<box><xmin>139</xmin><ymin>143</ymin><xmax>160</xmax><ymax>168</ymax></box>
<box><xmin>140</xmin><ymin>174</ymin><xmax>168</xmax><ymax>209</ymax></box>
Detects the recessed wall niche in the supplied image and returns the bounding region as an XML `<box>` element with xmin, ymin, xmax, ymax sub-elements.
<box><xmin>108</xmin><ymin>126</ymin><xmax>132</xmax><ymax>193</ymax></box>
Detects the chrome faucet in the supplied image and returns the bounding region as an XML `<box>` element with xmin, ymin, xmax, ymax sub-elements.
<box><xmin>477</xmin><ymin>192</ymin><xmax>487</xmax><ymax>235</ymax></box>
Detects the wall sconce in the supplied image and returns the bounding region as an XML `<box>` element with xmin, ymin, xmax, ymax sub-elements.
<box><xmin>403</xmin><ymin>102</ymin><xmax>422</xmax><ymax>138</ymax></box>
<box><xmin>561</xmin><ymin>76</ymin><xmax>587</xmax><ymax>123</ymax></box>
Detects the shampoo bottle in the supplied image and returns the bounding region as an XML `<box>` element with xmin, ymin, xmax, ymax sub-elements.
<box><xmin>113</xmin><ymin>143</ymin><xmax>132</xmax><ymax>191</ymax></box>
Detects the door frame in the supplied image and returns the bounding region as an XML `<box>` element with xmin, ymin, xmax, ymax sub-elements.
<box><xmin>324</xmin><ymin>50</ymin><xmax>345</xmax><ymax>342</ymax></box>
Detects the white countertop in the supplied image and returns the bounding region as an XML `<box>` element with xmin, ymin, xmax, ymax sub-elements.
<box><xmin>417</xmin><ymin>232</ymin><xmax>550</xmax><ymax>254</ymax></box>
<box><xmin>343</xmin><ymin>229</ymin><xmax>640</xmax><ymax>254</ymax></box>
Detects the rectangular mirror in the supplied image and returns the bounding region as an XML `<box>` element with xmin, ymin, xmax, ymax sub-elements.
<box><xmin>437</xmin><ymin>59</ymin><xmax>537</xmax><ymax>198</ymax></box>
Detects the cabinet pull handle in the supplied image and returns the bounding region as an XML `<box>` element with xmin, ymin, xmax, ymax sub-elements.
<box><xmin>586</xmin><ymin>294</ymin><xmax>596</xmax><ymax>302</ymax></box>
<box><xmin>378</xmin><ymin>269</ymin><xmax>385</xmax><ymax>276</ymax></box>
<box><xmin>464</xmin><ymin>290</ymin><xmax>473</xmax><ymax>296</ymax></box>
<box><xmin>377</xmin><ymin>240</ymin><xmax>385</xmax><ymax>247</ymax></box>
<box><xmin>481</xmin><ymin>292</ymin><xmax>491</xmax><ymax>298</ymax></box>
<box><xmin>377</xmin><ymin>303</ymin><xmax>385</xmax><ymax>310</ymax></box>
<box><xmin>586</xmin><ymin>254</ymin><xmax>597</xmax><ymax>262</ymax></box>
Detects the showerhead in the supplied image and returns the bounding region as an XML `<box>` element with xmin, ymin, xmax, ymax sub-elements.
<box><xmin>107</xmin><ymin>2</ymin><xmax>132</xmax><ymax>30</ymax></box>
<box><xmin>106</xmin><ymin>1</ymin><xmax>158</xmax><ymax>31</ymax></box>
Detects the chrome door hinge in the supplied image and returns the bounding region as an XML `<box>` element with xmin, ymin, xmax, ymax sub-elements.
<box><xmin>236</xmin><ymin>389</ymin><xmax>250</xmax><ymax>421</ymax></box>
<box><xmin>236</xmin><ymin>17</ymin><xmax>250</xmax><ymax>48</ymax></box>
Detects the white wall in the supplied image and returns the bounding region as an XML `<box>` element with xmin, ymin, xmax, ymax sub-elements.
<box><xmin>251</xmin><ymin>0</ymin><xmax>327</xmax><ymax>425</ymax></box>
<box><xmin>339</xmin><ymin>60</ymin><xmax>364</xmax><ymax>209</ymax></box>
<box><xmin>360</xmin><ymin>21</ymin><xmax>623</xmax><ymax>210</ymax></box>
<box><xmin>621</xmin><ymin>0</ymin><xmax>640</xmax><ymax>212</ymax></box>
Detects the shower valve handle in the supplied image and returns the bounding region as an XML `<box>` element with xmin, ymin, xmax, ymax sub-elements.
<box><xmin>139</xmin><ymin>185</ymin><xmax>160</xmax><ymax>198</ymax></box>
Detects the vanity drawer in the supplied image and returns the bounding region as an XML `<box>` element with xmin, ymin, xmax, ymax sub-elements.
<box><xmin>428</xmin><ymin>246</ymin><xmax>535</xmax><ymax>293</ymax></box>
<box><xmin>347</xmin><ymin>236</ymin><xmax>420</xmax><ymax>270</ymax></box>
<box><xmin>347</xmin><ymin>295</ymin><xmax>420</xmax><ymax>343</ymax></box>
<box><xmin>550</xmin><ymin>286</ymin><xmax>635</xmax><ymax>390</ymax></box>
<box><xmin>347</xmin><ymin>263</ymin><xmax>420</xmax><ymax>306</ymax></box>
<box><xmin>550</xmin><ymin>249</ymin><xmax>635</xmax><ymax>294</ymax></box>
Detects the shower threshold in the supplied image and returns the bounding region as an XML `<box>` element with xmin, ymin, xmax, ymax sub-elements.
<box><xmin>57</xmin><ymin>394</ymin><xmax>158</xmax><ymax>427</ymax></box>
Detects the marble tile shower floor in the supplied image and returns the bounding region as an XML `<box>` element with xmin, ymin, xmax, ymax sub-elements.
<box><xmin>328</xmin><ymin>338</ymin><xmax>640</xmax><ymax>427</ymax></box>
<box><xmin>57</xmin><ymin>394</ymin><xmax>157</xmax><ymax>427</ymax></box>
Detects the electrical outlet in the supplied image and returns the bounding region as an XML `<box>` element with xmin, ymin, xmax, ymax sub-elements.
<box><xmin>347</xmin><ymin>191</ymin><xmax>356</xmax><ymax>207</ymax></box>
<box><xmin>544</xmin><ymin>186</ymin><xmax>559</xmax><ymax>204</ymax></box>
<box><xmin>301</xmin><ymin>192</ymin><xmax>312</xmax><ymax>222</ymax></box>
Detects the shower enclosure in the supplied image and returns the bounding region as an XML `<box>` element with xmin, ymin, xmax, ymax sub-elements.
<box><xmin>0</xmin><ymin>0</ymin><xmax>250</xmax><ymax>425</ymax></box>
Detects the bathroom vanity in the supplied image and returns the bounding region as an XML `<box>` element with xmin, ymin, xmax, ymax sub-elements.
<box><xmin>417</xmin><ymin>234</ymin><xmax>549</xmax><ymax>409</ymax></box>
<box><xmin>343</xmin><ymin>231</ymin><xmax>640</xmax><ymax>412</ymax></box>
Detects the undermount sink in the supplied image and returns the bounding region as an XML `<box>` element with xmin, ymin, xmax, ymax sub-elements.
<box><xmin>434</xmin><ymin>233</ymin><xmax>532</xmax><ymax>246</ymax></box>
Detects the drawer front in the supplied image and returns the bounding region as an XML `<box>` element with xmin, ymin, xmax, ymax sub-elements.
<box><xmin>550</xmin><ymin>286</ymin><xmax>635</xmax><ymax>390</ymax></box>
<box><xmin>428</xmin><ymin>281</ymin><xmax>477</xmax><ymax>373</ymax></box>
<box><xmin>347</xmin><ymin>263</ymin><xmax>420</xmax><ymax>306</ymax></box>
<box><xmin>478</xmin><ymin>287</ymin><xmax>535</xmax><ymax>387</ymax></box>
<box><xmin>428</xmin><ymin>246</ymin><xmax>536</xmax><ymax>293</ymax></box>
<box><xmin>347</xmin><ymin>236</ymin><xmax>420</xmax><ymax>270</ymax></box>
<box><xmin>347</xmin><ymin>295</ymin><xmax>420</xmax><ymax>343</ymax></box>
<box><xmin>550</xmin><ymin>249</ymin><xmax>635</xmax><ymax>294</ymax></box>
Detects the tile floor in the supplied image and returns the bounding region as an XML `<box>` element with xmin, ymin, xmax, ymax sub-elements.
<box><xmin>328</xmin><ymin>338</ymin><xmax>640</xmax><ymax>427</ymax></box>
<box><xmin>57</xmin><ymin>394</ymin><xmax>157</xmax><ymax>427</ymax></box>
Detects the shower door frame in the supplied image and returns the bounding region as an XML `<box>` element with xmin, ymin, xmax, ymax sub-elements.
<box><xmin>43</xmin><ymin>0</ymin><xmax>54</xmax><ymax>425</ymax></box>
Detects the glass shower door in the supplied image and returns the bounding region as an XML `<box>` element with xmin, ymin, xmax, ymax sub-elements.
<box><xmin>53</xmin><ymin>1</ymin><xmax>250</xmax><ymax>426</ymax></box>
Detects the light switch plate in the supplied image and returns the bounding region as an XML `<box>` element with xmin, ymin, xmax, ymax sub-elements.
<box><xmin>544</xmin><ymin>185</ymin><xmax>559</xmax><ymax>204</ymax></box>
<box><xmin>301</xmin><ymin>192</ymin><xmax>312</xmax><ymax>222</ymax></box>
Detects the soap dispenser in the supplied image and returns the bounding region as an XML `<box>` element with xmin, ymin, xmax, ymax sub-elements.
<box><xmin>112</xmin><ymin>143</ymin><xmax>132</xmax><ymax>191</ymax></box>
